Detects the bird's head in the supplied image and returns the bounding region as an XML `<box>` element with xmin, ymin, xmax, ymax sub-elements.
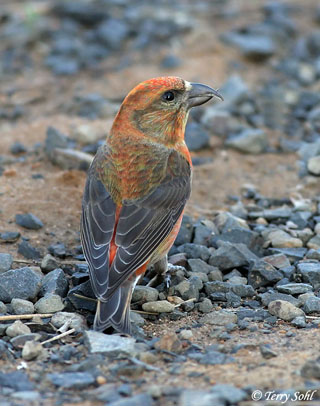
<box><xmin>112</xmin><ymin>76</ymin><xmax>223</xmax><ymax>146</ymax></box>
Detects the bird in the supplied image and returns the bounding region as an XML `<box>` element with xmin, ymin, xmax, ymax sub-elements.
<box><xmin>80</xmin><ymin>76</ymin><xmax>223</xmax><ymax>334</ymax></box>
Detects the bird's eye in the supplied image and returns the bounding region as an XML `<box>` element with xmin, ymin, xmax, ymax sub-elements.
<box><xmin>162</xmin><ymin>91</ymin><xmax>175</xmax><ymax>102</ymax></box>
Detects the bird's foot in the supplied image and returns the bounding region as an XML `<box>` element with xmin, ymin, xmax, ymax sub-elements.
<box><xmin>165</xmin><ymin>264</ymin><xmax>186</xmax><ymax>288</ymax></box>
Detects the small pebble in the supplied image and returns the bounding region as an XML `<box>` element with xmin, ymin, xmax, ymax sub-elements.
<box><xmin>6</xmin><ymin>320</ymin><xmax>31</xmax><ymax>337</ymax></box>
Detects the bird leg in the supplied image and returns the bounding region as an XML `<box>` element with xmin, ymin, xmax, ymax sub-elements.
<box><xmin>147</xmin><ymin>256</ymin><xmax>185</xmax><ymax>288</ymax></box>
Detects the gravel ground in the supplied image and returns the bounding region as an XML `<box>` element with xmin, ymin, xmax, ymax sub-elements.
<box><xmin>0</xmin><ymin>1</ymin><xmax>320</xmax><ymax>405</ymax></box>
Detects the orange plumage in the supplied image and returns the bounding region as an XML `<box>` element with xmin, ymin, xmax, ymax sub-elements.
<box><xmin>80</xmin><ymin>76</ymin><xmax>222</xmax><ymax>334</ymax></box>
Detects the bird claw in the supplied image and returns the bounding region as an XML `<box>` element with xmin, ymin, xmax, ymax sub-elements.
<box><xmin>164</xmin><ymin>273</ymin><xmax>171</xmax><ymax>289</ymax></box>
<box><xmin>164</xmin><ymin>264</ymin><xmax>186</xmax><ymax>289</ymax></box>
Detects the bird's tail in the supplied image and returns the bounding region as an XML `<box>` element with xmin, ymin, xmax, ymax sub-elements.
<box><xmin>94</xmin><ymin>278</ymin><xmax>134</xmax><ymax>335</ymax></box>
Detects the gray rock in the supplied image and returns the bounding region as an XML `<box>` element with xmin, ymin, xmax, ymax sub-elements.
<box><xmin>197</xmin><ymin>298</ymin><xmax>213</xmax><ymax>313</ymax></box>
<box><xmin>205</xmin><ymin>281</ymin><xmax>231</xmax><ymax>295</ymax></box>
<box><xmin>226</xmin><ymin>128</ymin><xmax>268</xmax><ymax>154</ymax></box>
<box><xmin>48</xmin><ymin>242</ymin><xmax>66</xmax><ymax>258</ymax></box>
<box><xmin>260</xmin><ymin>344</ymin><xmax>278</xmax><ymax>359</ymax></box>
<box><xmin>208</xmin><ymin>269</ymin><xmax>223</xmax><ymax>281</ymax></box>
<box><xmin>34</xmin><ymin>294</ymin><xmax>64</xmax><ymax>313</ymax></box>
<box><xmin>248</xmin><ymin>260</ymin><xmax>283</xmax><ymax>288</ymax></box>
<box><xmin>177</xmin><ymin>244</ymin><xmax>211</xmax><ymax>262</ymax></box>
<box><xmin>11</xmin><ymin>391</ymin><xmax>40</xmax><ymax>401</ymax></box>
<box><xmin>214</xmin><ymin>212</ymin><xmax>249</xmax><ymax>233</ymax></box>
<box><xmin>249</xmin><ymin>207</ymin><xmax>292</xmax><ymax>221</ymax></box>
<box><xmin>45</xmin><ymin>126</ymin><xmax>69</xmax><ymax>159</ymax></box>
<box><xmin>185</xmin><ymin>122</ymin><xmax>210</xmax><ymax>151</ymax></box>
<box><xmin>11</xmin><ymin>298</ymin><xmax>34</xmax><ymax>315</ymax></box>
<box><xmin>222</xmin><ymin>32</ymin><xmax>275</xmax><ymax>60</ymax></box>
<box><xmin>68</xmin><ymin>280</ymin><xmax>96</xmax><ymax>312</ymax></box>
<box><xmin>236</xmin><ymin>308</ymin><xmax>270</xmax><ymax>321</ymax></box>
<box><xmin>130</xmin><ymin>311</ymin><xmax>145</xmax><ymax>327</ymax></box>
<box><xmin>290</xmin><ymin>211</ymin><xmax>312</xmax><ymax>229</ymax></box>
<box><xmin>259</xmin><ymin>291</ymin><xmax>300</xmax><ymax>307</ymax></box>
<box><xmin>0</xmin><ymin>371</ymin><xmax>34</xmax><ymax>391</ymax></box>
<box><xmin>22</xmin><ymin>341</ymin><xmax>45</xmax><ymax>361</ymax></box>
<box><xmin>0</xmin><ymin>231</ymin><xmax>20</xmax><ymax>243</ymax></box>
<box><xmin>47</xmin><ymin>372</ymin><xmax>95</xmax><ymax>389</ymax></box>
<box><xmin>297</xmin><ymin>262</ymin><xmax>320</xmax><ymax>289</ymax></box>
<box><xmin>202</xmin><ymin>109</ymin><xmax>240</xmax><ymax>137</ymax></box>
<box><xmin>39</xmin><ymin>268</ymin><xmax>68</xmax><ymax>297</ymax></box>
<box><xmin>84</xmin><ymin>331</ymin><xmax>136</xmax><ymax>356</ymax></box>
<box><xmin>18</xmin><ymin>241</ymin><xmax>41</xmax><ymax>260</ymax></box>
<box><xmin>307</xmin><ymin>155</ymin><xmax>320</xmax><ymax>175</ymax></box>
<box><xmin>40</xmin><ymin>254</ymin><xmax>59</xmax><ymax>272</ymax></box>
<box><xmin>209</xmin><ymin>242</ymin><xmax>258</xmax><ymax>271</ymax></box>
<box><xmin>230</xmin><ymin>284</ymin><xmax>255</xmax><ymax>297</ymax></box>
<box><xmin>267</xmin><ymin>229</ymin><xmax>302</xmax><ymax>248</ymax></box>
<box><xmin>276</xmin><ymin>283</ymin><xmax>313</xmax><ymax>295</ymax></box>
<box><xmin>0</xmin><ymin>253</ymin><xmax>13</xmax><ymax>273</ymax></box>
<box><xmin>53</xmin><ymin>148</ymin><xmax>93</xmax><ymax>170</ymax></box>
<box><xmin>211</xmin><ymin>384</ymin><xmax>247</xmax><ymax>404</ymax></box>
<box><xmin>132</xmin><ymin>286</ymin><xmax>158</xmax><ymax>303</ymax></box>
<box><xmin>179</xmin><ymin>390</ymin><xmax>223</xmax><ymax>406</ymax></box>
<box><xmin>0</xmin><ymin>267</ymin><xmax>42</xmax><ymax>302</ymax></box>
<box><xmin>108</xmin><ymin>393</ymin><xmax>153</xmax><ymax>406</ymax></box>
<box><xmin>218</xmin><ymin>75</ymin><xmax>249</xmax><ymax>107</ymax></box>
<box><xmin>298</xmin><ymin>139</ymin><xmax>320</xmax><ymax>162</ymax></box>
<box><xmin>199</xmin><ymin>350</ymin><xmax>235</xmax><ymax>365</ymax></box>
<box><xmin>225</xmin><ymin>271</ymin><xmax>247</xmax><ymax>285</ymax></box>
<box><xmin>174</xmin><ymin>215</ymin><xmax>193</xmax><ymax>246</ymax></box>
<box><xmin>193</xmin><ymin>222</ymin><xmax>215</xmax><ymax>246</ymax></box>
<box><xmin>10</xmin><ymin>142</ymin><xmax>28</xmax><ymax>155</ymax></box>
<box><xmin>211</xmin><ymin>228</ymin><xmax>261</xmax><ymax>254</ymax></box>
<box><xmin>269</xmin><ymin>248</ymin><xmax>307</xmax><ymax>262</ymax></box>
<box><xmin>306</xmin><ymin>249</ymin><xmax>320</xmax><ymax>260</ymax></box>
<box><xmin>0</xmin><ymin>301</ymin><xmax>7</xmax><ymax>313</ymax></box>
<box><xmin>297</xmin><ymin>292</ymin><xmax>315</xmax><ymax>306</ymax></box>
<box><xmin>142</xmin><ymin>300</ymin><xmax>175</xmax><ymax>313</ymax></box>
<box><xmin>0</xmin><ymin>324</ymin><xmax>8</xmax><ymax>335</ymax></box>
<box><xmin>291</xmin><ymin>316</ymin><xmax>307</xmax><ymax>328</ymax></box>
<box><xmin>226</xmin><ymin>291</ymin><xmax>241</xmax><ymax>307</ymax></box>
<box><xmin>263</xmin><ymin>253</ymin><xmax>291</xmax><ymax>269</ymax></box>
<box><xmin>51</xmin><ymin>312</ymin><xmax>87</xmax><ymax>331</ymax></box>
<box><xmin>160</xmin><ymin>54</ymin><xmax>182</xmax><ymax>69</ymax></box>
<box><xmin>199</xmin><ymin>309</ymin><xmax>237</xmax><ymax>325</ymax></box>
<box><xmin>178</xmin><ymin>329</ymin><xmax>193</xmax><ymax>341</ymax></box>
<box><xmin>15</xmin><ymin>213</ymin><xmax>43</xmax><ymax>230</ymax></box>
<box><xmin>97</xmin><ymin>18</ymin><xmax>129</xmax><ymax>49</ymax></box>
<box><xmin>301</xmin><ymin>359</ymin><xmax>320</xmax><ymax>379</ymax></box>
<box><xmin>46</xmin><ymin>55</ymin><xmax>80</xmax><ymax>76</ymax></box>
<box><xmin>296</xmin><ymin>228</ymin><xmax>313</xmax><ymax>245</ymax></box>
<box><xmin>268</xmin><ymin>300</ymin><xmax>305</xmax><ymax>321</ymax></box>
<box><xmin>304</xmin><ymin>296</ymin><xmax>320</xmax><ymax>314</ymax></box>
<box><xmin>188</xmin><ymin>259</ymin><xmax>218</xmax><ymax>275</ymax></box>
<box><xmin>175</xmin><ymin>276</ymin><xmax>203</xmax><ymax>301</ymax></box>
<box><xmin>10</xmin><ymin>333</ymin><xmax>41</xmax><ymax>349</ymax></box>
<box><xmin>71</xmin><ymin>123</ymin><xmax>104</xmax><ymax>145</ymax></box>
<box><xmin>229</xmin><ymin>200</ymin><xmax>248</xmax><ymax>219</ymax></box>
<box><xmin>6</xmin><ymin>320</ymin><xmax>31</xmax><ymax>337</ymax></box>
<box><xmin>307</xmin><ymin>234</ymin><xmax>320</xmax><ymax>250</ymax></box>
<box><xmin>188</xmin><ymin>272</ymin><xmax>208</xmax><ymax>283</ymax></box>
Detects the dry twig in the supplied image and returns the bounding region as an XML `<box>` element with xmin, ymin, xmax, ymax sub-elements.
<box><xmin>41</xmin><ymin>328</ymin><xmax>76</xmax><ymax>345</ymax></box>
<box><xmin>0</xmin><ymin>313</ymin><xmax>53</xmax><ymax>322</ymax></box>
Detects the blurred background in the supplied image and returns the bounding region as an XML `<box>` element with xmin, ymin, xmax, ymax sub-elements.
<box><xmin>0</xmin><ymin>0</ymin><xmax>320</xmax><ymax>250</ymax></box>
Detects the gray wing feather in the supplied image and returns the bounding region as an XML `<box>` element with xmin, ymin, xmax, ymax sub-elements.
<box><xmin>80</xmin><ymin>174</ymin><xmax>116</xmax><ymax>298</ymax></box>
<box><xmin>106</xmin><ymin>172</ymin><xmax>190</xmax><ymax>297</ymax></box>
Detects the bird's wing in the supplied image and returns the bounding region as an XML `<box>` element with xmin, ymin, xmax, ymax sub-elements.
<box><xmin>81</xmin><ymin>148</ymin><xmax>191</xmax><ymax>301</ymax></box>
<box><xmin>80</xmin><ymin>153</ymin><xmax>117</xmax><ymax>298</ymax></box>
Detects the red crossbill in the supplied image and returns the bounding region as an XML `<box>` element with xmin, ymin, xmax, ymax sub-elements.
<box><xmin>81</xmin><ymin>76</ymin><xmax>222</xmax><ymax>334</ymax></box>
